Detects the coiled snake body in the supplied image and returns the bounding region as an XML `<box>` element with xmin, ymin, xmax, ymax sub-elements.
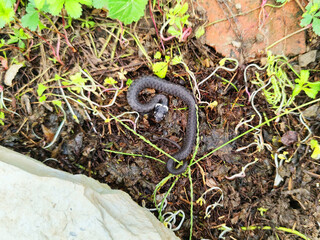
<box><xmin>127</xmin><ymin>76</ymin><xmax>197</xmax><ymax>175</ymax></box>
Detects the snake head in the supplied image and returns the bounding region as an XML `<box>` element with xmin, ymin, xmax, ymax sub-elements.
<box><xmin>154</xmin><ymin>103</ymin><xmax>169</xmax><ymax>122</ymax></box>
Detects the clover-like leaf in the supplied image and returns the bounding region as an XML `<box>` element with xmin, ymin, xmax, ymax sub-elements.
<box><xmin>152</xmin><ymin>62</ymin><xmax>168</xmax><ymax>78</ymax></box>
<box><xmin>65</xmin><ymin>0</ymin><xmax>82</xmax><ymax>18</ymax></box>
<box><xmin>34</xmin><ymin>0</ymin><xmax>45</xmax><ymax>10</ymax></box>
<box><xmin>48</xmin><ymin>0</ymin><xmax>64</xmax><ymax>16</ymax></box>
<box><xmin>312</xmin><ymin>17</ymin><xmax>320</xmax><ymax>36</ymax></box>
<box><xmin>104</xmin><ymin>77</ymin><xmax>117</xmax><ymax>85</ymax></box>
<box><xmin>300</xmin><ymin>13</ymin><xmax>312</xmax><ymax>27</ymax></box>
<box><xmin>37</xmin><ymin>83</ymin><xmax>48</xmax><ymax>97</ymax></box>
<box><xmin>106</xmin><ymin>0</ymin><xmax>148</xmax><ymax>25</ymax></box>
<box><xmin>310</xmin><ymin>139</ymin><xmax>320</xmax><ymax>160</ymax></box>
<box><xmin>93</xmin><ymin>0</ymin><xmax>108</xmax><ymax>8</ymax></box>
<box><xmin>303</xmin><ymin>87</ymin><xmax>318</xmax><ymax>99</ymax></box>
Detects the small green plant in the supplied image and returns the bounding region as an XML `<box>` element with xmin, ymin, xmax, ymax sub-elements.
<box><xmin>292</xmin><ymin>69</ymin><xmax>320</xmax><ymax>99</ymax></box>
<box><xmin>152</xmin><ymin>51</ymin><xmax>182</xmax><ymax>78</ymax></box>
<box><xmin>162</xmin><ymin>0</ymin><xmax>191</xmax><ymax>42</ymax></box>
<box><xmin>7</xmin><ymin>28</ymin><xmax>31</xmax><ymax>50</ymax></box>
<box><xmin>309</xmin><ymin>139</ymin><xmax>320</xmax><ymax>159</ymax></box>
<box><xmin>300</xmin><ymin>0</ymin><xmax>320</xmax><ymax>35</ymax></box>
<box><xmin>251</xmin><ymin>52</ymin><xmax>295</xmax><ymax>114</ymax></box>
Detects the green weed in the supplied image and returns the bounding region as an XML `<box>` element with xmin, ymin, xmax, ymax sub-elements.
<box><xmin>300</xmin><ymin>0</ymin><xmax>320</xmax><ymax>35</ymax></box>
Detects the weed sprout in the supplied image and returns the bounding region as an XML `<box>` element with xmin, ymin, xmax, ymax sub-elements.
<box><xmin>163</xmin><ymin>210</ymin><xmax>185</xmax><ymax>231</ymax></box>
<box><xmin>196</xmin><ymin>186</ymin><xmax>223</xmax><ymax>219</ymax></box>
<box><xmin>225</xmin><ymin>158</ymin><xmax>258</xmax><ymax>180</ymax></box>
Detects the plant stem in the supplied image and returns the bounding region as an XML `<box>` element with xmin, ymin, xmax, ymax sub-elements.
<box><xmin>266</xmin><ymin>25</ymin><xmax>311</xmax><ymax>51</ymax></box>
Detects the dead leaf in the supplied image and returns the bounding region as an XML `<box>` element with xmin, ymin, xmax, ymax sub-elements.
<box><xmin>41</xmin><ymin>125</ymin><xmax>55</xmax><ymax>142</ymax></box>
<box><xmin>4</xmin><ymin>63</ymin><xmax>24</xmax><ymax>86</ymax></box>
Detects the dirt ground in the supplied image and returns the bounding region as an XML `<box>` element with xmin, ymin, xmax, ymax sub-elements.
<box><xmin>0</xmin><ymin>1</ymin><xmax>320</xmax><ymax>239</ymax></box>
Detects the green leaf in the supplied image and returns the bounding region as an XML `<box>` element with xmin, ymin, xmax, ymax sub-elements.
<box><xmin>292</xmin><ymin>85</ymin><xmax>303</xmax><ymax>98</ymax></box>
<box><xmin>167</xmin><ymin>26</ymin><xmax>181</xmax><ymax>37</ymax></box>
<box><xmin>152</xmin><ymin>62</ymin><xmax>168</xmax><ymax>78</ymax></box>
<box><xmin>21</xmin><ymin>4</ymin><xmax>40</xmax><ymax>31</ymax></box>
<box><xmin>303</xmin><ymin>87</ymin><xmax>318</xmax><ymax>98</ymax></box>
<box><xmin>310</xmin><ymin>3</ymin><xmax>319</xmax><ymax>14</ymax></box>
<box><xmin>37</xmin><ymin>83</ymin><xmax>48</xmax><ymax>96</ymax></box>
<box><xmin>305</xmin><ymin>2</ymin><xmax>312</xmax><ymax>12</ymax></box>
<box><xmin>106</xmin><ymin>0</ymin><xmax>148</xmax><ymax>25</ymax></box>
<box><xmin>173</xmin><ymin>3</ymin><xmax>182</xmax><ymax>15</ymax></box>
<box><xmin>300</xmin><ymin>69</ymin><xmax>310</xmax><ymax>83</ymax></box>
<box><xmin>52</xmin><ymin>100</ymin><xmax>62</xmax><ymax>107</ymax></box>
<box><xmin>18</xmin><ymin>40</ymin><xmax>26</xmax><ymax>49</ymax></box>
<box><xmin>310</xmin><ymin>139</ymin><xmax>320</xmax><ymax>160</ymax></box>
<box><xmin>48</xmin><ymin>0</ymin><xmax>64</xmax><ymax>16</ymax></box>
<box><xmin>171</xmin><ymin>55</ymin><xmax>182</xmax><ymax>65</ymax></box>
<box><xmin>126</xmin><ymin>78</ymin><xmax>133</xmax><ymax>86</ymax></box>
<box><xmin>154</xmin><ymin>51</ymin><xmax>161</xmax><ymax>59</ymax></box>
<box><xmin>104</xmin><ymin>77</ymin><xmax>117</xmax><ymax>85</ymax></box>
<box><xmin>0</xmin><ymin>1</ymin><xmax>14</xmax><ymax>28</ymax></box>
<box><xmin>39</xmin><ymin>95</ymin><xmax>47</xmax><ymax>102</ymax></box>
<box><xmin>34</xmin><ymin>0</ymin><xmax>45</xmax><ymax>10</ymax></box>
<box><xmin>93</xmin><ymin>0</ymin><xmax>108</xmax><ymax>8</ymax></box>
<box><xmin>308</xmin><ymin>81</ymin><xmax>320</xmax><ymax>91</ymax></box>
<box><xmin>195</xmin><ymin>25</ymin><xmax>205</xmax><ymax>39</ymax></box>
<box><xmin>312</xmin><ymin>17</ymin><xmax>320</xmax><ymax>36</ymax></box>
<box><xmin>180</xmin><ymin>3</ymin><xmax>188</xmax><ymax>15</ymax></box>
<box><xmin>69</xmin><ymin>72</ymin><xmax>87</xmax><ymax>89</ymax></box>
<box><xmin>0</xmin><ymin>111</ymin><xmax>5</xmax><ymax>119</ymax></box>
<box><xmin>180</xmin><ymin>14</ymin><xmax>189</xmax><ymax>25</ymax></box>
<box><xmin>300</xmin><ymin>13</ymin><xmax>313</xmax><ymax>27</ymax></box>
<box><xmin>65</xmin><ymin>0</ymin><xmax>82</xmax><ymax>18</ymax></box>
<box><xmin>78</xmin><ymin>0</ymin><xmax>92</xmax><ymax>6</ymax></box>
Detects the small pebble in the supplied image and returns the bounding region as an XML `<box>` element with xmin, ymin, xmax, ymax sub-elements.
<box><xmin>299</xmin><ymin>50</ymin><xmax>317</xmax><ymax>67</ymax></box>
<box><xmin>281</xmin><ymin>131</ymin><xmax>298</xmax><ymax>146</ymax></box>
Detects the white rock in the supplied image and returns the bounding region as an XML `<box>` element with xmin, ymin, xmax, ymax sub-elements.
<box><xmin>0</xmin><ymin>146</ymin><xmax>179</xmax><ymax>240</ymax></box>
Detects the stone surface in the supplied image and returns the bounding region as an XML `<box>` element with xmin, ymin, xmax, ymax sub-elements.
<box><xmin>298</xmin><ymin>50</ymin><xmax>317</xmax><ymax>67</ymax></box>
<box><xmin>200</xmin><ymin>0</ymin><xmax>307</xmax><ymax>63</ymax></box>
<box><xmin>0</xmin><ymin>146</ymin><xmax>179</xmax><ymax>240</ymax></box>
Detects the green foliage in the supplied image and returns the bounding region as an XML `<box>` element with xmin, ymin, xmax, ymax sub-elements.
<box><xmin>62</xmin><ymin>72</ymin><xmax>88</xmax><ymax>93</ymax></box>
<box><xmin>1</xmin><ymin>0</ymin><xmax>148</xmax><ymax>31</ymax></box>
<box><xmin>7</xmin><ymin>28</ymin><xmax>31</xmax><ymax>50</ymax></box>
<box><xmin>292</xmin><ymin>70</ymin><xmax>320</xmax><ymax>99</ymax></box>
<box><xmin>126</xmin><ymin>78</ymin><xmax>133</xmax><ymax>86</ymax></box>
<box><xmin>152</xmin><ymin>53</ymin><xmax>171</xmax><ymax>78</ymax></box>
<box><xmin>0</xmin><ymin>111</ymin><xmax>5</xmax><ymax>126</ymax></box>
<box><xmin>195</xmin><ymin>26</ymin><xmax>205</xmax><ymax>39</ymax></box>
<box><xmin>300</xmin><ymin>0</ymin><xmax>320</xmax><ymax>35</ymax></box>
<box><xmin>310</xmin><ymin>139</ymin><xmax>320</xmax><ymax>159</ymax></box>
<box><xmin>252</xmin><ymin>52</ymin><xmax>294</xmax><ymax>114</ymax></box>
<box><xmin>107</xmin><ymin>0</ymin><xmax>148</xmax><ymax>25</ymax></box>
<box><xmin>0</xmin><ymin>1</ymin><xmax>15</xmax><ymax>28</ymax></box>
<box><xmin>165</xmin><ymin>0</ymin><xmax>190</xmax><ymax>41</ymax></box>
<box><xmin>104</xmin><ymin>77</ymin><xmax>117</xmax><ymax>85</ymax></box>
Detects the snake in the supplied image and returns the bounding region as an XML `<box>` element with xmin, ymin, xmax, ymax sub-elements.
<box><xmin>127</xmin><ymin>76</ymin><xmax>197</xmax><ymax>175</ymax></box>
